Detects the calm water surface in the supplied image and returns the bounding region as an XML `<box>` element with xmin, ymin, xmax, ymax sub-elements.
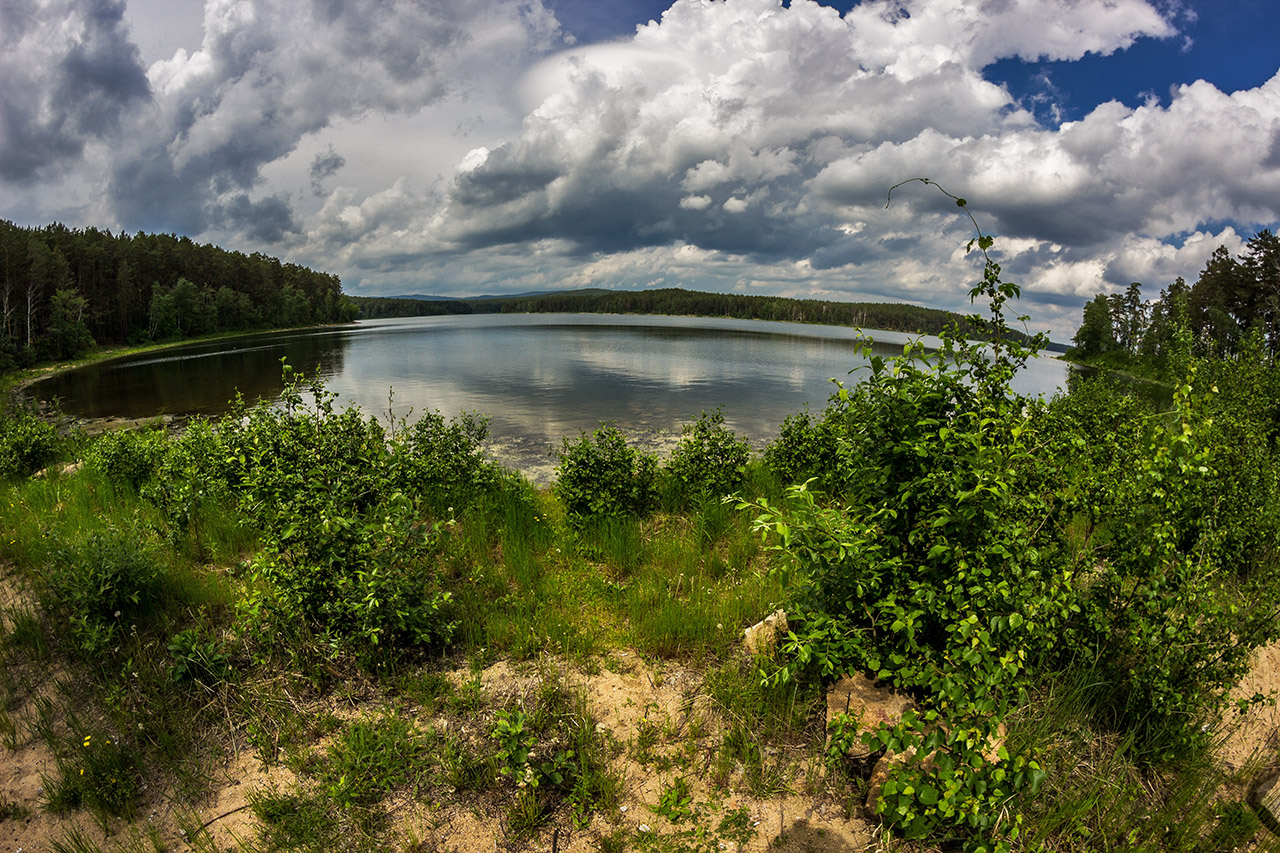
<box><xmin>29</xmin><ymin>314</ymin><xmax>1071</xmax><ymax>479</ymax></box>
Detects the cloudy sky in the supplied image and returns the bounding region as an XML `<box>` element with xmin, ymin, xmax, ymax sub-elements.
<box><xmin>2</xmin><ymin>0</ymin><xmax>1278</xmax><ymax>339</ymax></box>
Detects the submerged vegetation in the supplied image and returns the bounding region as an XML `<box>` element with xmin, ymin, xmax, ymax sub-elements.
<box><xmin>1</xmin><ymin>188</ymin><xmax>1278</xmax><ymax>851</ymax></box>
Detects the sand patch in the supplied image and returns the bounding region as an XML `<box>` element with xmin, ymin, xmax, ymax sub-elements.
<box><xmin>1218</xmin><ymin>641</ymin><xmax>1280</xmax><ymax>771</ymax></box>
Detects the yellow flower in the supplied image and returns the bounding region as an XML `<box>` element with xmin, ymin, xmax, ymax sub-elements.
<box><xmin>83</xmin><ymin>735</ymin><xmax>92</xmax><ymax>747</ymax></box>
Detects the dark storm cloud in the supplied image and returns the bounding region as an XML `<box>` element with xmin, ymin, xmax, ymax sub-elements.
<box><xmin>0</xmin><ymin>0</ymin><xmax>149</xmax><ymax>183</ymax></box>
<box><xmin>309</xmin><ymin>146</ymin><xmax>345</xmax><ymax>196</ymax></box>
<box><xmin>104</xmin><ymin>0</ymin><xmax>559</xmax><ymax>241</ymax></box>
<box><xmin>108</xmin><ymin>144</ymin><xmax>208</xmax><ymax>234</ymax></box>
<box><xmin>221</xmin><ymin>193</ymin><xmax>298</xmax><ymax>243</ymax></box>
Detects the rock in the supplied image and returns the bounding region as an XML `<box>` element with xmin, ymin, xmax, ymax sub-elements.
<box><xmin>31</xmin><ymin>460</ymin><xmax>83</xmax><ymax>479</ymax></box>
<box><xmin>743</xmin><ymin>609</ymin><xmax>788</xmax><ymax>657</ymax></box>
<box><xmin>1252</xmin><ymin>771</ymin><xmax>1280</xmax><ymax>834</ymax></box>
<box><xmin>825</xmin><ymin>674</ymin><xmax>915</xmax><ymax>761</ymax></box>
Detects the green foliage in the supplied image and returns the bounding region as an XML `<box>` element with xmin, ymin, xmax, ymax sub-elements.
<box><xmin>86</xmin><ymin>428</ymin><xmax>168</xmax><ymax>490</ymax></box>
<box><xmin>167</xmin><ymin>627</ymin><xmax>231</xmax><ymax>685</ymax></box>
<box><xmin>0</xmin><ymin>219</ymin><xmax>348</xmax><ymax>373</ymax></box>
<box><xmin>0</xmin><ymin>406</ymin><xmax>61</xmax><ymax>480</ymax></box>
<box><xmin>663</xmin><ymin>409</ymin><xmax>749</xmax><ymax>504</ymax></box>
<box><xmin>1205</xmin><ymin>801</ymin><xmax>1262</xmax><ymax>851</ymax></box>
<box><xmin>45</xmin><ymin>288</ymin><xmax>96</xmax><ymax>360</ymax></box>
<box><xmin>762</xmin><ymin>408</ymin><xmax>841</xmax><ymax>489</ymax></box>
<box><xmin>39</xmin><ymin>523</ymin><xmax>167</xmax><ymax>655</ymax></box>
<box><xmin>395</xmin><ymin>409</ymin><xmax>501</xmax><ymax>513</ymax></box>
<box><xmin>1071</xmin><ymin>293</ymin><xmax>1119</xmax><ymax>358</ymax></box>
<box><xmin>45</xmin><ymin>732</ymin><xmax>141</xmax><ymax>823</ymax></box>
<box><xmin>555</xmin><ymin>424</ymin><xmax>658</xmax><ymax>521</ymax></box>
<box><xmin>322</xmin><ymin>714</ymin><xmax>425</xmax><ymax>808</ymax></box>
<box><xmin>1063</xmin><ymin>367</ymin><xmax>1280</xmax><ymax>759</ymax></box>
<box><xmin>1069</xmin><ymin>228</ymin><xmax>1280</xmax><ymax>373</ymax></box>
<box><xmin>736</xmin><ymin>181</ymin><xmax>1088</xmax><ymax>849</ymax></box>
<box><xmin>249</xmin><ymin>788</ymin><xmax>340</xmax><ymax>853</ymax></box>
<box><xmin>739</xmin><ymin>182</ymin><xmax>1280</xmax><ymax>849</ymax></box>
<box><xmin>653</xmin><ymin>776</ymin><xmax>695</xmax><ymax>823</ymax></box>
<box><xmin>144</xmin><ymin>366</ymin><xmax>469</xmax><ymax>660</ymax></box>
<box><xmin>491</xmin><ymin>709</ymin><xmax>536</xmax><ymax>783</ymax></box>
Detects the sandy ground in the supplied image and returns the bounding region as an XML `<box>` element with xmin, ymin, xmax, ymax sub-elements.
<box><xmin>1</xmin><ymin>645</ymin><xmax>874</xmax><ymax>852</ymax></box>
<box><xmin>2</xmin><ymin>568</ymin><xmax>1276</xmax><ymax>853</ymax></box>
<box><xmin>1218</xmin><ymin>641</ymin><xmax>1280</xmax><ymax>772</ymax></box>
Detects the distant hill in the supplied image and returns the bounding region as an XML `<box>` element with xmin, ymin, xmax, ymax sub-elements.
<box><xmin>350</xmin><ymin>287</ymin><xmax>1062</xmax><ymax>348</ymax></box>
<box><xmin>387</xmin><ymin>288</ymin><xmax>614</xmax><ymax>302</ymax></box>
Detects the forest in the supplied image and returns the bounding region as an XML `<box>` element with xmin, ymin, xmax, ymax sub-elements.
<box><xmin>1069</xmin><ymin>229</ymin><xmax>1280</xmax><ymax>374</ymax></box>
<box><xmin>353</xmin><ymin>287</ymin><xmax>1062</xmax><ymax>350</ymax></box>
<box><xmin>0</xmin><ymin>220</ymin><xmax>357</xmax><ymax>372</ymax></box>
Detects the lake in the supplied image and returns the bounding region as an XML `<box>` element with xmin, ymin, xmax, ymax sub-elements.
<box><xmin>27</xmin><ymin>314</ymin><xmax>1072</xmax><ymax>482</ymax></box>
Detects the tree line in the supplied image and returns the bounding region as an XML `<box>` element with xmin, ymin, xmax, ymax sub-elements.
<box><xmin>353</xmin><ymin>287</ymin><xmax>1057</xmax><ymax>348</ymax></box>
<box><xmin>0</xmin><ymin>220</ymin><xmax>357</xmax><ymax>372</ymax></box>
<box><xmin>1070</xmin><ymin>229</ymin><xmax>1280</xmax><ymax>372</ymax></box>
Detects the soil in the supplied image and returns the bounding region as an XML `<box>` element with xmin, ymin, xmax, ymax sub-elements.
<box><xmin>1218</xmin><ymin>641</ymin><xmax>1280</xmax><ymax>773</ymax></box>
<box><xmin>3</xmin><ymin>576</ymin><xmax>1277</xmax><ymax>852</ymax></box>
<box><xmin>1</xmin><ymin>643</ymin><xmax>874</xmax><ymax>852</ymax></box>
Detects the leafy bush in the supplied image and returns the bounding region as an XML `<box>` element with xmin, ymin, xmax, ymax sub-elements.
<box><xmin>555</xmin><ymin>424</ymin><xmax>657</xmax><ymax>521</ymax></box>
<box><xmin>40</xmin><ymin>524</ymin><xmax>167</xmax><ymax>654</ymax></box>
<box><xmin>739</xmin><ymin>184</ymin><xmax>1080</xmax><ymax>850</ymax></box>
<box><xmin>1061</xmin><ymin>373</ymin><xmax>1280</xmax><ymax>759</ymax></box>
<box><xmin>86</xmin><ymin>427</ymin><xmax>168</xmax><ymax>490</ymax></box>
<box><xmin>664</xmin><ymin>409</ymin><xmax>749</xmax><ymax>503</ymax></box>
<box><xmin>245</xmin><ymin>495</ymin><xmax>455</xmax><ymax>657</ymax></box>
<box><xmin>742</xmin><ymin>183</ymin><xmax>1280</xmax><ymax>849</ymax></box>
<box><xmin>132</xmin><ymin>367</ymin><xmax>467</xmax><ymax>661</ymax></box>
<box><xmin>0</xmin><ymin>407</ymin><xmax>61</xmax><ymax>480</ymax></box>
<box><xmin>393</xmin><ymin>410</ymin><xmax>501</xmax><ymax>513</ymax></box>
<box><xmin>143</xmin><ymin>416</ymin><xmax>237</xmax><ymax>535</ymax></box>
<box><xmin>763</xmin><ymin>408</ymin><xmax>842</xmax><ymax>488</ymax></box>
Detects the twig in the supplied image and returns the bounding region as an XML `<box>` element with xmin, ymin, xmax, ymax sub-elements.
<box><xmin>201</xmin><ymin>802</ymin><xmax>252</xmax><ymax>829</ymax></box>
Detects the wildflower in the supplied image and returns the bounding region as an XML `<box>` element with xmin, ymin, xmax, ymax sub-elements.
<box><xmin>83</xmin><ymin>735</ymin><xmax>91</xmax><ymax>747</ymax></box>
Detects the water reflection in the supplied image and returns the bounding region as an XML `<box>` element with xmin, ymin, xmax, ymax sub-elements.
<box><xmin>30</xmin><ymin>328</ymin><xmax>350</xmax><ymax>419</ymax></box>
<box><xmin>28</xmin><ymin>314</ymin><xmax>1075</xmax><ymax>476</ymax></box>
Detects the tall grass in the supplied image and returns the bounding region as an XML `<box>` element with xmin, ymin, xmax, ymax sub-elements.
<box><xmin>1010</xmin><ymin>664</ymin><xmax>1280</xmax><ymax>852</ymax></box>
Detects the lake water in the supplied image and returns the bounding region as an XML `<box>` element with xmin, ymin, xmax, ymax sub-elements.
<box><xmin>28</xmin><ymin>314</ymin><xmax>1072</xmax><ymax>481</ymax></box>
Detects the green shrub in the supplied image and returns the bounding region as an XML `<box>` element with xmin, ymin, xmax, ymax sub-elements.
<box><xmin>392</xmin><ymin>410</ymin><xmax>501</xmax><ymax>513</ymax></box>
<box><xmin>664</xmin><ymin>410</ymin><xmax>749</xmax><ymax>503</ymax></box>
<box><xmin>40</xmin><ymin>524</ymin><xmax>167</xmax><ymax>654</ymax></box>
<box><xmin>740</xmin><ymin>185</ymin><xmax>1067</xmax><ymax>851</ymax></box>
<box><xmin>86</xmin><ymin>428</ymin><xmax>168</xmax><ymax>490</ymax></box>
<box><xmin>245</xmin><ymin>497</ymin><xmax>455</xmax><ymax>658</ymax></box>
<box><xmin>143</xmin><ymin>417</ymin><xmax>236</xmax><ymax>534</ymax></box>
<box><xmin>555</xmin><ymin>424</ymin><xmax>657</xmax><ymax>521</ymax></box>
<box><xmin>0</xmin><ymin>407</ymin><xmax>61</xmax><ymax>480</ymax></box>
<box><xmin>742</xmin><ymin>184</ymin><xmax>1280</xmax><ymax>850</ymax></box>
<box><xmin>762</xmin><ymin>408</ymin><xmax>841</xmax><ymax>488</ymax></box>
